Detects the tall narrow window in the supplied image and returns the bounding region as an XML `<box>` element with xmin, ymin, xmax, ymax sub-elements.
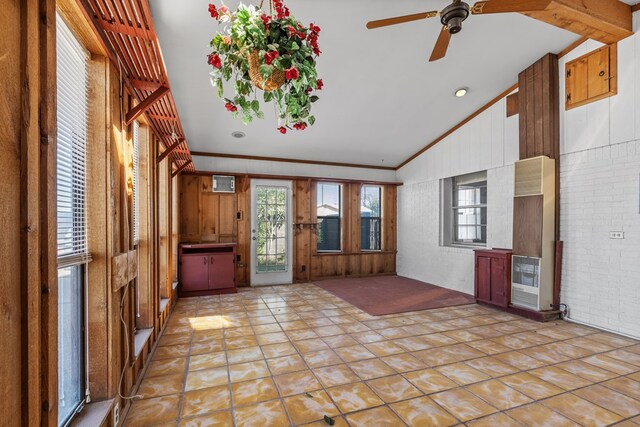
<box><xmin>317</xmin><ymin>183</ymin><xmax>341</xmax><ymax>251</ymax></box>
<box><xmin>132</xmin><ymin>120</ymin><xmax>140</xmax><ymax>245</ymax></box>
<box><xmin>56</xmin><ymin>13</ymin><xmax>89</xmax><ymax>426</ymax></box>
<box><xmin>360</xmin><ymin>186</ymin><xmax>381</xmax><ymax>251</ymax></box>
<box><xmin>441</xmin><ymin>171</ymin><xmax>487</xmax><ymax>247</ymax></box>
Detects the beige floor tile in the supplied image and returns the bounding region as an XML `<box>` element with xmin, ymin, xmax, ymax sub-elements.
<box><xmin>326</xmin><ymin>382</ymin><xmax>384</xmax><ymax>413</ymax></box>
<box><xmin>189</xmin><ymin>352</ymin><xmax>227</xmax><ymax>371</ymax></box>
<box><xmin>364</xmin><ymin>340</ymin><xmax>406</xmax><ymax>357</ymax></box>
<box><xmin>466</xmin><ymin>340</ymin><xmax>511</xmax><ymax>355</ymax></box>
<box><xmin>367</xmin><ymin>374</ymin><xmax>422</xmax><ymax>403</ymax></box>
<box><xmin>630</xmin><ymin>372</ymin><xmax>640</xmax><ymax>382</ymax></box>
<box><xmin>186</xmin><ymin>367</ymin><xmax>229</xmax><ymax>391</ymax></box>
<box><xmin>542</xmin><ymin>393</ymin><xmax>623</xmax><ymax>426</ymax></box>
<box><xmin>555</xmin><ymin>360</ymin><xmax>618</xmax><ymax>382</ymax></box>
<box><xmin>436</xmin><ymin>363</ymin><xmax>491</xmax><ymax>386</ymax></box>
<box><xmin>138</xmin><ymin>373</ymin><xmax>184</xmax><ymax>398</ymax></box>
<box><xmin>603</xmin><ymin>377</ymin><xmax>640</xmax><ymax>400</ymax></box>
<box><xmin>507</xmin><ymin>402</ymin><xmax>580</xmax><ymax>427</ymax></box>
<box><xmin>313</xmin><ymin>325</ymin><xmax>345</xmax><ymax>337</ymax></box>
<box><xmin>421</xmin><ymin>333</ymin><xmax>459</xmax><ymax>347</ymax></box>
<box><xmin>225</xmin><ymin>335</ymin><xmax>259</xmax><ymax>350</ymax></box>
<box><xmin>465</xmin><ymin>357</ymin><xmax>519</xmax><ymax>377</ymax></box>
<box><xmin>233</xmin><ymin>399</ymin><xmax>290</xmax><ymax>427</ymax></box>
<box><xmin>499</xmin><ymin>372</ymin><xmax>564</xmax><ymax>400</ymax></box>
<box><xmin>349</xmin><ymin>358</ymin><xmax>396</xmax><ymax>380</ymax></box>
<box><xmin>252</xmin><ymin>323</ymin><xmax>281</xmax><ymax>335</ymax></box>
<box><xmin>335</xmin><ymin>345</ymin><xmax>376</xmax><ymax>362</ymax></box>
<box><xmin>521</xmin><ymin>346</ymin><xmax>573</xmax><ymax>364</ymax></box>
<box><xmin>273</xmin><ymin>370</ymin><xmax>321</xmax><ymax>396</ymax></box>
<box><xmin>266</xmin><ymin>354</ymin><xmax>308</xmax><ymax>375</ymax></box>
<box><xmin>154</xmin><ymin>343</ymin><xmax>190</xmax><ymax>360</ymax></box>
<box><xmin>225</xmin><ymin>326</ymin><xmax>254</xmax><ymax>338</ymax></box>
<box><xmin>182</xmin><ymin>385</ymin><xmax>231</xmax><ymax>417</ymax></box>
<box><xmin>588</xmin><ymin>333</ymin><xmax>638</xmax><ymax>348</ymax></box>
<box><xmin>256</xmin><ymin>332</ymin><xmax>290</xmax><ymax>346</ymax></box>
<box><xmin>191</xmin><ymin>340</ymin><xmax>225</xmax><ymax>355</ymax></box>
<box><xmin>529</xmin><ymin>366</ymin><xmax>592</xmax><ymax>390</ymax></box>
<box><xmin>494</xmin><ymin>351</ymin><xmax>547</xmax><ymax>370</ymax></box>
<box><xmin>467</xmin><ymin>379</ymin><xmax>532</xmax><ymax>410</ymax></box>
<box><xmin>283</xmin><ymin>390</ymin><xmax>340</xmax><ymax>425</ymax></box>
<box><xmin>607</xmin><ymin>349</ymin><xmax>640</xmax><ymax>367</ymax></box>
<box><xmin>322</xmin><ymin>334</ymin><xmax>358</xmax><ymax>349</ymax></box>
<box><xmin>158</xmin><ymin>332</ymin><xmax>191</xmax><ymax>347</ymax></box>
<box><xmin>293</xmin><ymin>338</ymin><xmax>330</xmax><ymax>354</ymax></box>
<box><xmin>179</xmin><ymin>411</ymin><xmax>233</xmax><ymax>427</ymax></box>
<box><xmin>124</xmin><ymin>394</ymin><xmax>180</xmax><ymax>427</ymax></box>
<box><xmin>431</xmin><ymin>388</ymin><xmax>498</xmax><ymax>422</ymax></box>
<box><xmin>466</xmin><ymin>412</ymin><xmax>521</xmax><ymax>427</ymax></box>
<box><xmin>574</xmin><ymin>384</ymin><xmax>640</xmax><ymax>418</ymax></box>
<box><xmin>381</xmin><ymin>353</ymin><xmax>427</xmax><ymax>373</ymax></box>
<box><xmin>229</xmin><ymin>360</ymin><xmax>270</xmax><ymax>383</ymax></box>
<box><xmin>313</xmin><ymin>364</ymin><xmax>360</xmax><ymax>388</ymax></box>
<box><xmin>302</xmin><ymin>349</ymin><xmax>342</xmax><ymax>369</ymax></box>
<box><xmin>231</xmin><ymin>377</ymin><xmax>279</xmax><ymax>406</ymax></box>
<box><xmin>566</xmin><ymin>336</ymin><xmax>617</xmax><ymax>353</ymax></box>
<box><xmin>346</xmin><ymin>406</ymin><xmax>405</xmax><ymax>427</ymax></box>
<box><xmin>404</xmin><ymin>368</ymin><xmax>458</xmax><ymax>394</ymax></box>
<box><xmin>146</xmin><ymin>357</ymin><xmax>187</xmax><ymax>378</ymax></box>
<box><xmin>390</xmin><ymin>395</ymin><xmax>458</xmax><ymax>426</ymax></box>
<box><xmin>226</xmin><ymin>346</ymin><xmax>264</xmax><ymax>365</ymax></box>
<box><xmin>582</xmin><ymin>354</ymin><xmax>638</xmax><ymax>375</ymax></box>
<box><xmin>285</xmin><ymin>328</ymin><xmax>318</xmax><ymax>341</ymax></box>
<box><xmin>260</xmin><ymin>342</ymin><xmax>297</xmax><ymax>359</ymax></box>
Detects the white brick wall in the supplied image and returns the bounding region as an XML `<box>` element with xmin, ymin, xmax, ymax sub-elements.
<box><xmin>560</xmin><ymin>140</ymin><xmax>640</xmax><ymax>337</ymax></box>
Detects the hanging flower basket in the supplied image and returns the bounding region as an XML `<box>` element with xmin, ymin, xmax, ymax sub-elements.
<box><xmin>207</xmin><ymin>0</ymin><xmax>323</xmax><ymax>133</ymax></box>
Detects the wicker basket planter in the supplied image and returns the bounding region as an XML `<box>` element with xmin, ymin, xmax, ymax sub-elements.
<box><xmin>247</xmin><ymin>50</ymin><xmax>285</xmax><ymax>91</ymax></box>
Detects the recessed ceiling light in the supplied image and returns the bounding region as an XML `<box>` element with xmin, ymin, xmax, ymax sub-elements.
<box><xmin>231</xmin><ymin>131</ymin><xmax>245</xmax><ymax>138</ymax></box>
<box><xmin>455</xmin><ymin>87</ymin><xmax>469</xmax><ymax>97</ymax></box>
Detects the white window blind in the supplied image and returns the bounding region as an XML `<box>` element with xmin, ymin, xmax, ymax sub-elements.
<box><xmin>132</xmin><ymin>120</ymin><xmax>140</xmax><ymax>244</ymax></box>
<box><xmin>57</xmin><ymin>13</ymin><xmax>90</xmax><ymax>268</ymax></box>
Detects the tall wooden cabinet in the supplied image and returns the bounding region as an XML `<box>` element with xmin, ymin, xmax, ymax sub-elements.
<box><xmin>474</xmin><ymin>249</ymin><xmax>512</xmax><ymax>308</ymax></box>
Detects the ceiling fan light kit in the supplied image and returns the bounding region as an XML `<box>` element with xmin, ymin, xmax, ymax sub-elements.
<box><xmin>366</xmin><ymin>0</ymin><xmax>550</xmax><ymax>62</ymax></box>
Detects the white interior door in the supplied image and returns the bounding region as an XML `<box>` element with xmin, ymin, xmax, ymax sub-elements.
<box><xmin>250</xmin><ymin>179</ymin><xmax>293</xmax><ymax>286</ymax></box>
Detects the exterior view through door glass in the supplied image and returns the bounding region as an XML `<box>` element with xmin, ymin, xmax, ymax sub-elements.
<box><xmin>250</xmin><ymin>180</ymin><xmax>293</xmax><ymax>286</ymax></box>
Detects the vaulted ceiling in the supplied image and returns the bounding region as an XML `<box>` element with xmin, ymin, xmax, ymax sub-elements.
<box><xmin>150</xmin><ymin>0</ymin><xmax>633</xmax><ymax>168</ymax></box>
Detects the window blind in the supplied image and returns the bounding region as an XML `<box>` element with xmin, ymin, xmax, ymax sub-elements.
<box><xmin>132</xmin><ymin>120</ymin><xmax>140</xmax><ymax>244</ymax></box>
<box><xmin>57</xmin><ymin>14</ymin><xmax>90</xmax><ymax>268</ymax></box>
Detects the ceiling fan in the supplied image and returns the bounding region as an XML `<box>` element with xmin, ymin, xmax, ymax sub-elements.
<box><xmin>366</xmin><ymin>0</ymin><xmax>551</xmax><ymax>62</ymax></box>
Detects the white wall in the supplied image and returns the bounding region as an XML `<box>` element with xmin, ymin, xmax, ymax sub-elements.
<box><xmin>397</xmin><ymin>12</ymin><xmax>640</xmax><ymax>338</ymax></box>
<box><xmin>396</xmin><ymin>96</ymin><xmax>519</xmax><ymax>294</ymax></box>
<box><xmin>192</xmin><ymin>155</ymin><xmax>398</xmax><ymax>183</ymax></box>
<box><xmin>558</xmin><ymin>13</ymin><xmax>640</xmax><ymax>338</ymax></box>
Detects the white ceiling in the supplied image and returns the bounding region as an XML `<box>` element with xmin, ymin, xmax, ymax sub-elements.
<box><xmin>151</xmin><ymin>0</ymin><xmax>586</xmax><ymax>167</ymax></box>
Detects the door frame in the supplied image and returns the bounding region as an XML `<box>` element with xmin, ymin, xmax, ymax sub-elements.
<box><xmin>250</xmin><ymin>179</ymin><xmax>293</xmax><ymax>286</ymax></box>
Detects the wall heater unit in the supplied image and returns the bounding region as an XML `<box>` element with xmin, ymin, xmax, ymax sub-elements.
<box><xmin>212</xmin><ymin>175</ymin><xmax>235</xmax><ymax>193</ymax></box>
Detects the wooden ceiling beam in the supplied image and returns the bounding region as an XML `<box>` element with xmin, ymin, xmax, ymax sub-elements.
<box><xmin>157</xmin><ymin>138</ymin><xmax>185</xmax><ymax>163</ymax></box>
<box><xmin>129</xmin><ymin>77</ymin><xmax>163</xmax><ymax>91</ymax></box>
<box><xmin>125</xmin><ymin>85</ymin><xmax>170</xmax><ymax>125</ymax></box>
<box><xmin>172</xmin><ymin>160</ymin><xmax>193</xmax><ymax>178</ymax></box>
<box><xmin>523</xmin><ymin>0</ymin><xmax>633</xmax><ymax>45</ymax></box>
<box><xmin>99</xmin><ymin>19</ymin><xmax>150</xmax><ymax>39</ymax></box>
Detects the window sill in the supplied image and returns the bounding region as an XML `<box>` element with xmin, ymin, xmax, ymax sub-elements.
<box><xmin>442</xmin><ymin>244</ymin><xmax>487</xmax><ymax>251</ymax></box>
<box><xmin>159</xmin><ymin>298</ymin><xmax>170</xmax><ymax>315</ymax></box>
<box><xmin>70</xmin><ymin>399</ymin><xmax>113</xmax><ymax>427</ymax></box>
<box><xmin>134</xmin><ymin>328</ymin><xmax>153</xmax><ymax>359</ymax></box>
<box><xmin>314</xmin><ymin>250</ymin><xmax>397</xmax><ymax>256</ymax></box>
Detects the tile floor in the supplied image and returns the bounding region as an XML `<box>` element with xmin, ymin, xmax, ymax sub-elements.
<box><xmin>124</xmin><ymin>283</ymin><xmax>640</xmax><ymax>427</ymax></box>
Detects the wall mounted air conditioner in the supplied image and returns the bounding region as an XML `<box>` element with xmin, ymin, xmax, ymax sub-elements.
<box><xmin>511</xmin><ymin>156</ymin><xmax>555</xmax><ymax>311</ymax></box>
<box><xmin>212</xmin><ymin>175</ymin><xmax>235</xmax><ymax>193</ymax></box>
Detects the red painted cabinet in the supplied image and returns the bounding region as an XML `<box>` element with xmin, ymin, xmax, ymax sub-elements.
<box><xmin>474</xmin><ymin>249</ymin><xmax>512</xmax><ymax>308</ymax></box>
<box><xmin>179</xmin><ymin>243</ymin><xmax>237</xmax><ymax>296</ymax></box>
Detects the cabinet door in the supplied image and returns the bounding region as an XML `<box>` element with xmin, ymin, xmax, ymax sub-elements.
<box><xmin>209</xmin><ymin>253</ymin><xmax>235</xmax><ymax>289</ymax></box>
<box><xmin>476</xmin><ymin>256</ymin><xmax>491</xmax><ymax>302</ymax></box>
<box><xmin>490</xmin><ymin>257</ymin><xmax>507</xmax><ymax>307</ymax></box>
<box><xmin>181</xmin><ymin>255</ymin><xmax>209</xmax><ymax>291</ymax></box>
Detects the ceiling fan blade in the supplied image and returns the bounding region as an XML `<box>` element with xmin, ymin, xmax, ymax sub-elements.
<box><xmin>470</xmin><ymin>0</ymin><xmax>551</xmax><ymax>14</ymax></box>
<box><xmin>429</xmin><ymin>26</ymin><xmax>451</xmax><ymax>62</ymax></box>
<box><xmin>366</xmin><ymin>11</ymin><xmax>438</xmax><ymax>29</ymax></box>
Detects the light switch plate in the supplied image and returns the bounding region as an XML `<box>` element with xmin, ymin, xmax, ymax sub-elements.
<box><xmin>609</xmin><ymin>231</ymin><xmax>624</xmax><ymax>239</ymax></box>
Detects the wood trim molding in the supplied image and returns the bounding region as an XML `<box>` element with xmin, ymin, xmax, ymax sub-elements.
<box><xmin>184</xmin><ymin>170</ymin><xmax>402</xmax><ymax>186</ymax></box>
<box><xmin>125</xmin><ymin>86</ymin><xmax>170</xmax><ymax>125</ymax></box>
<box><xmin>632</xmin><ymin>3</ymin><xmax>640</xmax><ymax>13</ymax></box>
<box><xmin>171</xmin><ymin>160</ymin><xmax>193</xmax><ymax>178</ymax></box>
<box><xmin>157</xmin><ymin>138</ymin><xmax>185</xmax><ymax>163</ymax></box>
<box><xmin>190</xmin><ymin>151</ymin><xmax>396</xmax><ymax>171</ymax></box>
<box><xmin>397</xmin><ymin>83</ymin><xmax>519</xmax><ymax>170</ymax></box>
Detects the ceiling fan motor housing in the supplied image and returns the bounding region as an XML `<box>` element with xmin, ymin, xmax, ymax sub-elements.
<box><xmin>440</xmin><ymin>1</ymin><xmax>470</xmax><ymax>34</ymax></box>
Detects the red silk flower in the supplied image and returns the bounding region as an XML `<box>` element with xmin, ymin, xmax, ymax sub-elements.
<box><xmin>293</xmin><ymin>122</ymin><xmax>307</xmax><ymax>131</ymax></box>
<box><xmin>225</xmin><ymin>102</ymin><xmax>237</xmax><ymax>112</ymax></box>
<box><xmin>264</xmin><ymin>51</ymin><xmax>279</xmax><ymax>65</ymax></box>
<box><xmin>316</xmin><ymin>79</ymin><xmax>323</xmax><ymax>90</ymax></box>
<box><xmin>208</xmin><ymin>4</ymin><xmax>219</xmax><ymax>19</ymax></box>
<box><xmin>208</xmin><ymin>53</ymin><xmax>222</xmax><ymax>69</ymax></box>
<box><xmin>285</xmin><ymin>67</ymin><xmax>299</xmax><ymax>80</ymax></box>
<box><xmin>278</xmin><ymin>126</ymin><xmax>287</xmax><ymax>134</ymax></box>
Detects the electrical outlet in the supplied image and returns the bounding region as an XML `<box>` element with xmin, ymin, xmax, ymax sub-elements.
<box><xmin>609</xmin><ymin>231</ymin><xmax>624</xmax><ymax>239</ymax></box>
<box><xmin>113</xmin><ymin>402</ymin><xmax>120</xmax><ymax>426</ymax></box>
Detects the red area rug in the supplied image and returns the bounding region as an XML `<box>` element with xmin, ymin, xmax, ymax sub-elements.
<box><xmin>313</xmin><ymin>275</ymin><xmax>476</xmax><ymax>316</ymax></box>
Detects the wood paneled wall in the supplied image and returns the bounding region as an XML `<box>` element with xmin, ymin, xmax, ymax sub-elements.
<box><xmin>0</xmin><ymin>1</ymin><xmax>180</xmax><ymax>423</ymax></box>
<box><xmin>518</xmin><ymin>53</ymin><xmax>560</xmax><ymax>161</ymax></box>
<box><xmin>179</xmin><ymin>175</ymin><xmax>397</xmax><ymax>286</ymax></box>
